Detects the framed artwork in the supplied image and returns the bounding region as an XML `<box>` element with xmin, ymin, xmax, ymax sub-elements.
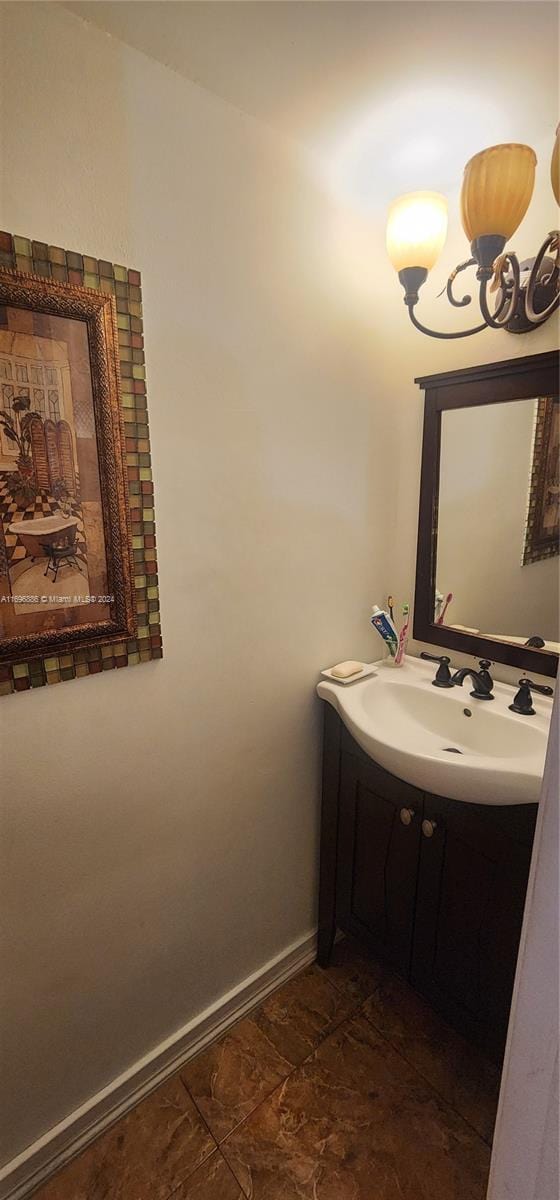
<box><xmin>523</xmin><ymin>396</ymin><xmax>559</xmax><ymax>566</ymax></box>
<box><xmin>0</xmin><ymin>231</ymin><xmax>161</xmax><ymax>695</ymax></box>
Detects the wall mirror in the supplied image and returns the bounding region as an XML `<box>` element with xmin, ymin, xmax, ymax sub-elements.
<box><xmin>414</xmin><ymin>351</ymin><xmax>559</xmax><ymax>678</ymax></box>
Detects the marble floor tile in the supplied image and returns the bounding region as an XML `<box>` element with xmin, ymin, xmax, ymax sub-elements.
<box><xmin>222</xmin><ymin>1015</ymin><xmax>491</xmax><ymax>1200</ymax></box>
<box><xmin>362</xmin><ymin>959</ymin><xmax>500</xmax><ymax>1143</ymax></box>
<box><xmin>181</xmin><ymin>1013</ymin><xmax>293</xmax><ymax>1144</ymax></box>
<box><xmin>30</xmin><ymin>1077</ymin><xmax>214</xmax><ymax>1200</ymax></box>
<box><xmin>171</xmin><ymin>1150</ymin><xmax>244</xmax><ymax>1199</ymax></box>
<box><xmin>318</xmin><ymin>936</ymin><xmax>389</xmax><ymax>1005</ymax></box>
<box><xmin>253</xmin><ymin>962</ymin><xmax>356</xmax><ymax>1065</ymax></box>
<box><xmin>182</xmin><ymin>965</ymin><xmax>353</xmax><ymax>1142</ymax></box>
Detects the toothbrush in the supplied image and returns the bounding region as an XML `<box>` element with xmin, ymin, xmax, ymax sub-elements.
<box><xmin>387</xmin><ymin>595</ymin><xmax>395</xmax><ymax>623</ymax></box>
<box><xmin>436</xmin><ymin>592</ymin><xmax>453</xmax><ymax>625</ymax></box>
<box><xmin>394</xmin><ymin>604</ymin><xmax>410</xmax><ymax>666</ymax></box>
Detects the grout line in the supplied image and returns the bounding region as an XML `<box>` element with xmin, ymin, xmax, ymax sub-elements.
<box><xmin>176</xmin><ymin>960</ymin><xmax>359</xmax><ymax>1152</ymax></box>
<box><xmin>155</xmin><ymin>1087</ymin><xmax>250</xmax><ymax>1200</ymax></box>
<box><xmin>316</xmin><ymin>944</ymin><xmax>497</xmax><ymax>1149</ymax></box>
<box><xmin>218</xmin><ymin>998</ymin><xmax>365</xmax><ymax>1156</ymax></box>
<box><xmin>177</xmin><ymin>1074</ymin><xmax>221</xmax><ymax>1153</ymax></box>
<box><xmin>165</xmin><ymin>1147</ymin><xmax>247</xmax><ymax>1200</ymax></box>
<box><xmin>221</xmin><ymin>1149</ymin><xmax>250</xmax><ymax>1200</ymax></box>
<box><xmin>359</xmin><ymin>1004</ymin><xmax>497</xmax><ymax>1149</ymax></box>
<box><xmin>189</xmin><ymin>950</ymin><xmax>495</xmax><ymax>1194</ymax></box>
<box><xmin>143</xmin><ymin>949</ymin><xmax>494</xmax><ymax>1198</ymax></box>
<box><xmin>217</xmin><ymin>1148</ymin><xmax>251</xmax><ymax>1200</ymax></box>
<box><xmin>179</xmin><ymin>1043</ymin><xmax>293</xmax><ymax>1149</ymax></box>
<box><xmin>214</xmin><ymin>978</ymin><xmax>363</xmax><ymax>1147</ymax></box>
<box><xmin>218</xmin><ymin>1057</ymin><xmax>301</xmax><ymax>1159</ymax></box>
<box><xmin>173</xmin><ymin>1077</ymin><xmax>254</xmax><ymax>1198</ymax></box>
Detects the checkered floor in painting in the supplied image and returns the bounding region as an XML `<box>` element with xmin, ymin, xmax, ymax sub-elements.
<box><xmin>0</xmin><ymin>472</ymin><xmax>87</xmax><ymax>568</ymax></box>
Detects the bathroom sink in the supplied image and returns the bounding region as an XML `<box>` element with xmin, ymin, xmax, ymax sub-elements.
<box><xmin>317</xmin><ymin>655</ymin><xmax>552</xmax><ymax>805</ymax></box>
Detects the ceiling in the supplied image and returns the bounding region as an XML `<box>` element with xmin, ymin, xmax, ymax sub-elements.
<box><xmin>62</xmin><ymin>1</ymin><xmax>559</xmax><ymax>209</ymax></box>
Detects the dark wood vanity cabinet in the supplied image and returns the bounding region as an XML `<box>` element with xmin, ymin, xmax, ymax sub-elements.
<box><xmin>337</xmin><ymin>751</ymin><xmax>422</xmax><ymax>976</ymax></box>
<box><xmin>411</xmin><ymin>792</ymin><xmax>536</xmax><ymax>1058</ymax></box>
<box><xmin>319</xmin><ymin>706</ymin><xmax>537</xmax><ymax>1062</ymax></box>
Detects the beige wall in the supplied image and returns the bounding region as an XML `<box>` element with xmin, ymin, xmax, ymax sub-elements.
<box><xmin>0</xmin><ymin>2</ymin><xmax>394</xmax><ymax>1165</ymax></box>
<box><xmin>438</xmin><ymin>399</ymin><xmax>559</xmax><ymax>641</ymax></box>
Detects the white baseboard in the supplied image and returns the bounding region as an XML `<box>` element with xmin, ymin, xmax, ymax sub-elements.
<box><xmin>0</xmin><ymin>929</ymin><xmax>317</xmax><ymax>1200</ymax></box>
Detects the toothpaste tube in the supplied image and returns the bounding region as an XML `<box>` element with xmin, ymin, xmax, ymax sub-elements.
<box><xmin>370</xmin><ymin>605</ymin><xmax>399</xmax><ymax>658</ymax></box>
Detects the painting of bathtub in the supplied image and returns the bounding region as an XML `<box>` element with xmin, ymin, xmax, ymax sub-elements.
<box><xmin>0</xmin><ymin>263</ymin><xmax>136</xmax><ymax>664</ymax></box>
<box><xmin>4</xmin><ymin>513</ymin><xmax>89</xmax><ymax>614</ymax></box>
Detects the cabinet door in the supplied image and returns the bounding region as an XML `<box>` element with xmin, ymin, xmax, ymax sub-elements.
<box><xmin>411</xmin><ymin>794</ymin><xmax>537</xmax><ymax>1061</ymax></box>
<box><xmin>337</xmin><ymin>751</ymin><xmax>423</xmax><ymax>977</ymax></box>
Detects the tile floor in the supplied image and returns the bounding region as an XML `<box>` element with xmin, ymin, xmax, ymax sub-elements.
<box><xmin>31</xmin><ymin>941</ymin><xmax>500</xmax><ymax>1200</ymax></box>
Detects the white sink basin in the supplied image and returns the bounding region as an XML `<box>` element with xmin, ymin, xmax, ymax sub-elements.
<box><xmin>317</xmin><ymin>656</ymin><xmax>552</xmax><ymax>805</ymax></box>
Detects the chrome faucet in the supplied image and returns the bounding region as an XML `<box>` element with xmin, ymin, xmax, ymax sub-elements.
<box><xmin>451</xmin><ymin>659</ymin><xmax>494</xmax><ymax>701</ymax></box>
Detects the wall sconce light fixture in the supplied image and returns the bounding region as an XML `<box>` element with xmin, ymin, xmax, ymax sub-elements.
<box><xmin>387</xmin><ymin>131</ymin><xmax>559</xmax><ymax>338</ymax></box>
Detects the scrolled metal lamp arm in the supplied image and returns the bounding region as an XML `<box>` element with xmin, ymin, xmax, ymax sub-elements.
<box><xmin>399</xmin><ymin>232</ymin><xmax>559</xmax><ymax>340</ymax></box>
<box><xmin>479</xmin><ymin>254</ymin><xmax>520</xmax><ymax>329</ymax></box>
<box><xmin>400</xmin><ymin>259</ymin><xmax>508</xmax><ymax>340</ymax></box>
<box><xmin>525</xmin><ymin>232</ymin><xmax>560</xmax><ymax>324</ymax></box>
<box><xmin>406</xmin><ymin>304</ymin><xmax>488</xmax><ymax>340</ymax></box>
<box><xmin>439</xmin><ymin>257</ymin><xmax>476</xmax><ymax>308</ymax></box>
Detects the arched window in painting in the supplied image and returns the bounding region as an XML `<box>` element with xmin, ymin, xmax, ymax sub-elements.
<box><xmin>48</xmin><ymin>389</ymin><xmax>60</xmax><ymax>422</ymax></box>
<box><xmin>33</xmin><ymin>389</ymin><xmax>46</xmax><ymax>416</ymax></box>
<box><xmin>1</xmin><ymin>383</ymin><xmax>14</xmax><ymax>411</ymax></box>
<box><xmin>0</xmin><ymin>383</ymin><xmax>16</xmax><ymax>458</ymax></box>
<box><xmin>0</xmin><ymin>358</ymin><xmax>64</xmax><ymax>421</ymax></box>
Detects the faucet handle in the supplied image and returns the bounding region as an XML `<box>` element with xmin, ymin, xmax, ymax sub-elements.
<box><xmin>520</xmin><ymin>677</ymin><xmax>553</xmax><ymax>696</ymax></box>
<box><xmin>509</xmin><ymin>677</ymin><xmax>553</xmax><ymax>716</ymax></box>
<box><xmin>420</xmin><ymin>651</ymin><xmax>453</xmax><ymax>688</ymax></box>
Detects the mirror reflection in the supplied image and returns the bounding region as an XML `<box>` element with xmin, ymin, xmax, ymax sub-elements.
<box><xmin>436</xmin><ymin>397</ymin><xmax>559</xmax><ymax>651</ymax></box>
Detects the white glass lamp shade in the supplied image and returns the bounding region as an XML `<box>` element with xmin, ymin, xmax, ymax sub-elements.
<box><xmin>386</xmin><ymin>192</ymin><xmax>448</xmax><ymax>273</ymax></box>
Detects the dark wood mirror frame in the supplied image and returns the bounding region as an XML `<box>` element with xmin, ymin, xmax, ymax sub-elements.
<box><xmin>413</xmin><ymin>351</ymin><xmax>559</xmax><ymax>679</ymax></box>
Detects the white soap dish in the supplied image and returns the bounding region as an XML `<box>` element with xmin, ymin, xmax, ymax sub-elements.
<box><xmin>320</xmin><ymin>662</ymin><xmax>377</xmax><ymax>686</ymax></box>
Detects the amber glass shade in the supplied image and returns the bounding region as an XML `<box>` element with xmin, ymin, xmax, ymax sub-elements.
<box><xmin>386</xmin><ymin>192</ymin><xmax>448</xmax><ymax>273</ymax></box>
<box><xmin>551</xmin><ymin>126</ymin><xmax>559</xmax><ymax>206</ymax></box>
<box><xmin>460</xmin><ymin>144</ymin><xmax>536</xmax><ymax>242</ymax></box>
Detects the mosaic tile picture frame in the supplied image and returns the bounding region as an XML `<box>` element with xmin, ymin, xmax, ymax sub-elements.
<box><xmin>522</xmin><ymin>395</ymin><xmax>559</xmax><ymax>567</ymax></box>
<box><xmin>0</xmin><ymin>230</ymin><xmax>162</xmax><ymax>696</ymax></box>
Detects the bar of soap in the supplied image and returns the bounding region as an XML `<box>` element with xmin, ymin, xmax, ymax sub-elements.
<box><xmin>331</xmin><ymin>660</ymin><xmax>364</xmax><ymax>679</ymax></box>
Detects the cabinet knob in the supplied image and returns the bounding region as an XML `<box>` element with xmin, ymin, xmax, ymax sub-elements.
<box><xmin>400</xmin><ymin>807</ymin><xmax>416</xmax><ymax>826</ymax></box>
<box><xmin>422</xmin><ymin>819</ymin><xmax>437</xmax><ymax>839</ymax></box>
